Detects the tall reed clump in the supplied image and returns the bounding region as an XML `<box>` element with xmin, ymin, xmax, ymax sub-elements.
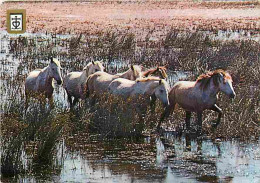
<box><xmin>87</xmin><ymin>94</ymin><xmax>155</xmax><ymax>138</ymax></box>
<box><xmin>1</xmin><ymin>97</ymin><xmax>66</xmax><ymax>177</ymax></box>
<box><xmin>1</xmin><ymin>83</ymin><xmax>68</xmax><ymax>177</ymax></box>
<box><xmin>213</xmin><ymin>52</ymin><xmax>260</xmax><ymax>138</ymax></box>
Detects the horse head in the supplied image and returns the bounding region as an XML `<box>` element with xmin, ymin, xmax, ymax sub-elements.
<box><xmin>216</xmin><ymin>71</ymin><xmax>236</xmax><ymax>99</ymax></box>
<box><xmin>197</xmin><ymin>69</ymin><xmax>236</xmax><ymax>99</ymax></box>
<box><xmin>153</xmin><ymin>79</ymin><xmax>170</xmax><ymax>107</ymax></box>
<box><xmin>49</xmin><ymin>58</ymin><xmax>63</xmax><ymax>85</ymax></box>
<box><xmin>83</xmin><ymin>60</ymin><xmax>104</xmax><ymax>76</ymax></box>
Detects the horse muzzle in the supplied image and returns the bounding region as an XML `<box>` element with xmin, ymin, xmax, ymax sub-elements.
<box><xmin>57</xmin><ymin>80</ymin><xmax>62</xmax><ymax>85</ymax></box>
<box><xmin>229</xmin><ymin>93</ymin><xmax>236</xmax><ymax>99</ymax></box>
<box><xmin>163</xmin><ymin>101</ymin><xmax>170</xmax><ymax>108</ymax></box>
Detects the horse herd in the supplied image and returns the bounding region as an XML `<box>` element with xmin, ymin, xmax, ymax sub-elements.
<box><xmin>25</xmin><ymin>57</ymin><xmax>236</xmax><ymax>134</ymax></box>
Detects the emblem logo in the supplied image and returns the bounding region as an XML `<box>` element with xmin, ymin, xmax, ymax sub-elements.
<box><xmin>7</xmin><ymin>9</ymin><xmax>26</xmax><ymax>34</ymax></box>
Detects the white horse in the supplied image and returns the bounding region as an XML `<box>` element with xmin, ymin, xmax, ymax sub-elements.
<box><xmin>159</xmin><ymin>69</ymin><xmax>236</xmax><ymax>134</ymax></box>
<box><xmin>63</xmin><ymin>60</ymin><xmax>104</xmax><ymax>107</ymax></box>
<box><xmin>25</xmin><ymin>58</ymin><xmax>63</xmax><ymax>107</ymax></box>
<box><xmin>108</xmin><ymin>77</ymin><xmax>170</xmax><ymax>116</ymax></box>
<box><xmin>84</xmin><ymin>65</ymin><xmax>143</xmax><ymax>105</ymax></box>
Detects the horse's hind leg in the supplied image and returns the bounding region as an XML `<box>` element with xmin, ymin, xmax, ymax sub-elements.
<box><xmin>49</xmin><ymin>96</ymin><xmax>54</xmax><ymax>109</ymax></box>
<box><xmin>185</xmin><ymin>111</ymin><xmax>191</xmax><ymax>132</ymax></box>
<box><xmin>197</xmin><ymin>112</ymin><xmax>203</xmax><ymax>135</ymax></box>
<box><xmin>211</xmin><ymin>104</ymin><xmax>223</xmax><ymax>127</ymax></box>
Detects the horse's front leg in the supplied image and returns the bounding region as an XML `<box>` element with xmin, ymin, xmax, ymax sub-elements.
<box><xmin>157</xmin><ymin>102</ymin><xmax>175</xmax><ymax>130</ymax></box>
<box><xmin>49</xmin><ymin>96</ymin><xmax>54</xmax><ymax>109</ymax></box>
<box><xmin>185</xmin><ymin>111</ymin><xmax>191</xmax><ymax>132</ymax></box>
<box><xmin>72</xmin><ymin>97</ymin><xmax>79</xmax><ymax>107</ymax></box>
<box><xmin>25</xmin><ymin>94</ymin><xmax>29</xmax><ymax>110</ymax></box>
<box><xmin>211</xmin><ymin>104</ymin><xmax>223</xmax><ymax>127</ymax></box>
<box><xmin>89</xmin><ymin>94</ymin><xmax>96</xmax><ymax>107</ymax></box>
<box><xmin>66</xmin><ymin>91</ymin><xmax>73</xmax><ymax>108</ymax></box>
<box><xmin>150</xmin><ymin>94</ymin><xmax>156</xmax><ymax>113</ymax></box>
<box><xmin>197</xmin><ymin>112</ymin><xmax>203</xmax><ymax>135</ymax></box>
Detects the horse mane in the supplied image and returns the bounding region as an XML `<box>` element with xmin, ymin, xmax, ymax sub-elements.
<box><xmin>196</xmin><ymin>69</ymin><xmax>232</xmax><ymax>90</ymax></box>
<box><xmin>143</xmin><ymin>66</ymin><xmax>167</xmax><ymax>78</ymax></box>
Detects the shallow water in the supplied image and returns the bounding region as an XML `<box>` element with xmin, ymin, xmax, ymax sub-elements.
<box><xmin>3</xmin><ymin>134</ymin><xmax>259</xmax><ymax>183</ymax></box>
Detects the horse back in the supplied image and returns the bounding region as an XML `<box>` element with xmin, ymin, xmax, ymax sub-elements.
<box><xmin>63</xmin><ymin>71</ymin><xmax>82</xmax><ymax>89</ymax></box>
<box><xmin>171</xmin><ymin>81</ymin><xmax>216</xmax><ymax>112</ymax></box>
<box><xmin>169</xmin><ymin>81</ymin><xmax>197</xmax><ymax>110</ymax></box>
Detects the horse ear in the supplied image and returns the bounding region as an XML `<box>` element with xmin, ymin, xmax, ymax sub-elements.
<box><xmin>159</xmin><ymin>80</ymin><xmax>162</xmax><ymax>85</ymax></box>
<box><xmin>92</xmin><ymin>60</ymin><xmax>95</xmax><ymax>65</ymax></box>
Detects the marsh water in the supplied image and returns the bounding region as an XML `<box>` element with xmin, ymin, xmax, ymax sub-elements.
<box><xmin>2</xmin><ymin>134</ymin><xmax>259</xmax><ymax>183</ymax></box>
<box><xmin>1</xmin><ymin>31</ymin><xmax>260</xmax><ymax>182</ymax></box>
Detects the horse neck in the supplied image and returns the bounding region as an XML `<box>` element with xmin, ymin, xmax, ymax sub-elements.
<box><xmin>141</xmin><ymin>80</ymin><xmax>157</xmax><ymax>96</ymax></box>
<box><xmin>41</xmin><ymin>66</ymin><xmax>53</xmax><ymax>85</ymax></box>
<box><xmin>142</xmin><ymin>69</ymin><xmax>153</xmax><ymax>77</ymax></box>
<box><xmin>80</xmin><ymin>70</ymin><xmax>87</xmax><ymax>80</ymax></box>
<box><xmin>118</xmin><ymin>69</ymin><xmax>132</xmax><ymax>79</ymax></box>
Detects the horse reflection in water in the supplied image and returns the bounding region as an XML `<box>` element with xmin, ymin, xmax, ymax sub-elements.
<box><xmin>159</xmin><ymin>69</ymin><xmax>236</xmax><ymax>134</ymax></box>
<box><xmin>25</xmin><ymin>57</ymin><xmax>63</xmax><ymax>108</ymax></box>
<box><xmin>157</xmin><ymin>133</ymin><xmax>225</xmax><ymax>182</ymax></box>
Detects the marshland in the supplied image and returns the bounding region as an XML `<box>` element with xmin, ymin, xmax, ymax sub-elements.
<box><xmin>1</xmin><ymin>1</ymin><xmax>260</xmax><ymax>182</ymax></box>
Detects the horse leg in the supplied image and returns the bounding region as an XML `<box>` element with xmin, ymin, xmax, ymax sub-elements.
<box><xmin>197</xmin><ymin>112</ymin><xmax>203</xmax><ymax>135</ymax></box>
<box><xmin>185</xmin><ymin>111</ymin><xmax>191</xmax><ymax>132</ymax></box>
<box><xmin>49</xmin><ymin>96</ymin><xmax>54</xmax><ymax>109</ymax></box>
<box><xmin>89</xmin><ymin>94</ymin><xmax>96</xmax><ymax>107</ymax></box>
<box><xmin>25</xmin><ymin>94</ymin><xmax>29</xmax><ymax>110</ymax></box>
<box><xmin>72</xmin><ymin>97</ymin><xmax>79</xmax><ymax>107</ymax></box>
<box><xmin>150</xmin><ymin>94</ymin><xmax>156</xmax><ymax>114</ymax></box>
<box><xmin>67</xmin><ymin>94</ymin><xmax>73</xmax><ymax>108</ymax></box>
<box><xmin>211</xmin><ymin>104</ymin><xmax>223</xmax><ymax>128</ymax></box>
<box><xmin>157</xmin><ymin>102</ymin><xmax>175</xmax><ymax>130</ymax></box>
<box><xmin>134</xmin><ymin>104</ymin><xmax>147</xmax><ymax>135</ymax></box>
